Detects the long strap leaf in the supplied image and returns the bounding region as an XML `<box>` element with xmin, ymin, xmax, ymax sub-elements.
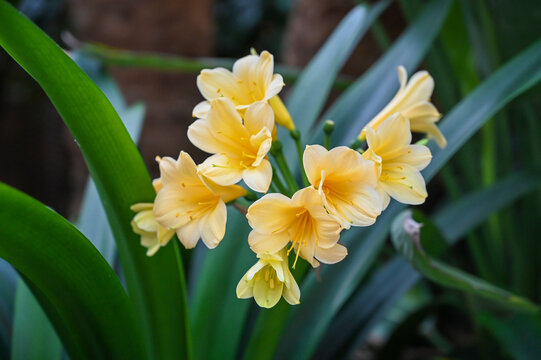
<box><xmin>0</xmin><ymin>183</ymin><xmax>145</xmax><ymax>359</ymax></box>
<box><xmin>277</xmin><ymin>16</ymin><xmax>541</xmax><ymax>360</ymax></box>
<box><xmin>0</xmin><ymin>2</ymin><xmax>191</xmax><ymax>359</ymax></box>
<box><xmin>275</xmin><ymin>2</ymin><xmax>451</xmax><ymax>359</ymax></box>
<box><xmin>316</xmin><ymin>170</ymin><xmax>541</xmax><ymax>359</ymax></box>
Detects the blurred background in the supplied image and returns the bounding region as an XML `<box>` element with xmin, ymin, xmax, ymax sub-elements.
<box><xmin>1</xmin><ymin>0</ymin><xmax>541</xmax><ymax>358</ymax></box>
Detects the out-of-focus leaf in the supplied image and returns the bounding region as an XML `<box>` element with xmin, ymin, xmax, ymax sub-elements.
<box><xmin>477</xmin><ymin>312</ymin><xmax>541</xmax><ymax>360</ymax></box>
<box><xmin>314</xmin><ymin>0</ymin><xmax>452</xmax><ymax>146</ymax></box>
<box><xmin>391</xmin><ymin>210</ymin><xmax>539</xmax><ymax>312</ymax></box>
<box><xmin>0</xmin><ymin>260</ymin><xmax>16</xmax><ymax>358</ymax></box>
<box><xmin>241</xmin><ymin>4</ymin><xmax>388</xmax><ymax>359</ymax></box>
<box><xmin>319</xmin><ymin>170</ymin><xmax>541</xmax><ymax>359</ymax></box>
<box><xmin>0</xmin><ymin>183</ymin><xmax>145</xmax><ymax>359</ymax></box>
<box><xmin>315</xmin><ymin>257</ymin><xmax>418</xmax><ymax>360</ymax></box>
<box><xmin>0</xmin><ymin>3</ymin><xmax>190</xmax><ymax>359</ymax></box>
<box><xmin>189</xmin><ymin>208</ymin><xmax>253</xmax><ymax>360</ymax></box>
<box><xmin>423</xmin><ymin>39</ymin><xmax>541</xmax><ymax>181</ymax></box>
<box><xmin>434</xmin><ymin>170</ymin><xmax>541</xmax><ymax>242</ymax></box>
<box><xmin>285</xmin><ymin>1</ymin><xmax>389</xmax><ymax>136</ymax></box>
<box><xmin>276</xmin><ymin>2</ymin><xmax>451</xmax><ymax>359</ymax></box>
<box><xmin>11</xmin><ymin>280</ymin><xmax>61</xmax><ymax>360</ymax></box>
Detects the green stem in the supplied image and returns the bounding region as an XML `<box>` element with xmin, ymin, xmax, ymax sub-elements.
<box><xmin>271</xmin><ymin>167</ymin><xmax>288</xmax><ymax>195</ymax></box>
<box><xmin>323</xmin><ymin>120</ymin><xmax>335</xmax><ymax>150</ymax></box>
<box><xmin>270</xmin><ymin>141</ymin><xmax>299</xmax><ymax>195</ymax></box>
<box><xmin>350</xmin><ymin>138</ymin><xmax>364</xmax><ymax>150</ymax></box>
<box><xmin>290</xmin><ymin>130</ymin><xmax>310</xmax><ymax>187</ymax></box>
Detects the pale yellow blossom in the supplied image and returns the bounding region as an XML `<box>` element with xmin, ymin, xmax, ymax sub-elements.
<box><xmin>363</xmin><ymin>113</ymin><xmax>432</xmax><ymax>210</ymax></box>
<box><xmin>153</xmin><ymin>151</ymin><xmax>246</xmax><ymax>249</ymax></box>
<box><xmin>359</xmin><ymin>66</ymin><xmax>446</xmax><ymax>148</ymax></box>
<box><xmin>247</xmin><ymin>187</ymin><xmax>346</xmax><ymax>268</ymax></box>
<box><xmin>130</xmin><ymin>202</ymin><xmax>175</xmax><ymax>256</ymax></box>
<box><xmin>130</xmin><ymin>178</ymin><xmax>174</xmax><ymax>256</ymax></box>
<box><xmin>188</xmin><ymin>98</ymin><xmax>274</xmax><ymax>193</ymax></box>
<box><xmin>303</xmin><ymin>145</ymin><xmax>382</xmax><ymax>229</ymax></box>
<box><xmin>193</xmin><ymin>50</ymin><xmax>284</xmax><ymax>118</ymax></box>
<box><xmin>236</xmin><ymin>249</ymin><xmax>300</xmax><ymax>308</ymax></box>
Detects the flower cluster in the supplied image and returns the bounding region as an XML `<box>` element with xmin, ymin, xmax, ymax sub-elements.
<box><xmin>131</xmin><ymin>51</ymin><xmax>445</xmax><ymax>309</ymax></box>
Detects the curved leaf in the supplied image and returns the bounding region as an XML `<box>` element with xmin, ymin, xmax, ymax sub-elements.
<box><xmin>275</xmin><ymin>2</ymin><xmax>451</xmax><ymax>359</ymax></box>
<box><xmin>11</xmin><ymin>280</ymin><xmax>61</xmax><ymax>360</ymax></box>
<box><xmin>0</xmin><ymin>3</ymin><xmax>191</xmax><ymax>359</ymax></box>
<box><xmin>189</xmin><ymin>209</ymin><xmax>253</xmax><ymax>360</ymax></box>
<box><xmin>0</xmin><ymin>260</ymin><xmax>15</xmax><ymax>358</ymax></box>
<box><xmin>319</xmin><ymin>170</ymin><xmax>541</xmax><ymax>359</ymax></box>
<box><xmin>391</xmin><ymin>210</ymin><xmax>539</xmax><ymax>312</ymax></box>
<box><xmin>286</xmin><ymin>1</ymin><xmax>389</xmax><ymax>135</ymax></box>
<box><xmin>0</xmin><ymin>183</ymin><xmax>145</xmax><ymax>359</ymax></box>
<box><xmin>278</xmin><ymin>22</ymin><xmax>541</xmax><ymax>360</ymax></box>
<box><xmin>313</xmin><ymin>0</ymin><xmax>452</xmax><ymax>146</ymax></box>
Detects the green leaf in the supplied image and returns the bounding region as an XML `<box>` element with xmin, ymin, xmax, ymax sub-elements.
<box><xmin>423</xmin><ymin>39</ymin><xmax>541</xmax><ymax>182</ymax></box>
<box><xmin>315</xmin><ymin>257</ymin><xmax>418</xmax><ymax>360</ymax></box>
<box><xmin>9</xmin><ymin>53</ymin><xmax>148</xmax><ymax>360</ymax></box>
<box><xmin>0</xmin><ymin>183</ymin><xmax>145</xmax><ymax>359</ymax></box>
<box><xmin>275</xmin><ymin>2</ymin><xmax>451</xmax><ymax>359</ymax></box>
<box><xmin>285</xmin><ymin>1</ymin><xmax>389</xmax><ymax>135</ymax></box>
<box><xmin>278</xmin><ymin>33</ymin><xmax>541</xmax><ymax>358</ymax></box>
<box><xmin>319</xmin><ymin>170</ymin><xmax>541</xmax><ymax>359</ymax></box>
<box><xmin>314</xmin><ymin>0</ymin><xmax>452</xmax><ymax>146</ymax></box>
<box><xmin>11</xmin><ymin>280</ymin><xmax>61</xmax><ymax>360</ymax></box>
<box><xmin>477</xmin><ymin>312</ymin><xmax>541</xmax><ymax>360</ymax></box>
<box><xmin>0</xmin><ymin>260</ymin><xmax>16</xmax><ymax>358</ymax></box>
<box><xmin>434</xmin><ymin>170</ymin><xmax>541</xmax><ymax>242</ymax></box>
<box><xmin>189</xmin><ymin>208</ymin><xmax>253</xmax><ymax>360</ymax></box>
<box><xmin>0</xmin><ymin>3</ymin><xmax>190</xmax><ymax>359</ymax></box>
<box><xmin>391</xmin><ymin>210</ymin><xmax>539</xmax><ymax>313</ymax></box>
<box><xmin>74</xmin><ymin>51</ymin><xmax>146</xmax><ymax>264</ymax></box>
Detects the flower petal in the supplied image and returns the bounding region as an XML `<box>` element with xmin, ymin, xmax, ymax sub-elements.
<box><xmin>198</xmin><ymin>154</ymin><xmax>244</xmax><ymax>186</ymax></box>
<box><xmin>392</xmin><ymin>144</ymin><xmax>432</xmax><ymax>170</ymax></box>
<box><xmin>303</xmin><ymin>144</ymin><xmax>330</xmax><ymax>187</ymax></box>
<box><xmin>192</xmin><ymin>100</ymin><xmax>211</xmax><ymax>118</ymax></box>
<box><xmin>367</xmin><ymin>113</ymin><xmax>411</xmax><ymax>160</ymax></box>
<box><xmin>197</xmin><ymin>68</ymin><xmax>251</xmax><ymax>104</ymax></box>
<box><xmin>282</xmin><ymin>271</ymin><xmax>300</xmax><ymax>305</ymax></box>
<box><xmin>236</xmin><ymin>274</ymin><xmax>254</xmax><ymax>299</ymax></box>
<box><xmin>380</xmin><ymin>163</ymin><xmax>428</xmax><ymax>205</ymax></box>
<box><xmin>243</xmin><ymin>102</ymin><xmax>275</xmax><ymax>136</ymax></box>
<box><xmin>315</xmin><ymin>243</ymin><xmax>347</xmax><ymax>264</ymax></box>
<box><xmin>248</xmin><ymin>230</ymin><xmax>290</xmax><ymax>255</ymax></box>
<box><xmin>187</xmin><ymin>119</ymin><xmax>225</xmax><ymax>154</ymax></box>
<box><xmin>200</xmin><ymin>201</ymin><xmax>227</xmax><ymax>249</ymax></box>
<box><xmin>247</xmin><ymin>193</ymin><xmax>297</xmax><ymax>234</ymax></box>
<box><xmin>176</xmin><ymin>218</ymin><xmax>202</xmax><ymax>249</ymax></box>
<box><xmin>243</xmin><ymin>159</ymin><xmax>272</xmax><ymax>193</ymax></box>
<box><xmin>253</xmin><ymin>270</ymin><xmax>284</xmax><ymax>309</ymax></box>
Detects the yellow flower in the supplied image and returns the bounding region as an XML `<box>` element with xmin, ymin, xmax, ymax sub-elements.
<box><xmin>236</xmin><ymin>248</ymin><xmax>300</xmax><ymax>309</ymax></box>
<box><xmin>153</xmin><ymin>151</ymin><xmax>246</xmax><ymax>249</ymax></box>
<box><xmin>363</xmin><ymin>113</ymin><xmax>432</xmax><ymax>210</ymax></box>
<box><xmin>130</xmin><ymin>178</ymin><xmax>174</xmax><ymax>256</ymax></box>
<box><xmin>130</xmin><ymin>202</ymin><xmax>175</xmax><ymax>256</ymax></box>
<box><xmin>303</xmin><ymin>145</ymin><xmax>382</xmax><ymax>229</ymax></box>
<box><xmin>188</xmin><ymin>98</ymin><xmax>274</xmax><ymax>193</ymax></box>
<box><xmin>193</xmin><ymin>50</ymin><xmax>284</xmax><ymax>118</ymax></box>
<box><xmin>359</xmin><ymin>66</ymin><xmax>446</xmax><ymax>148</ymax></box>
<box><xmin>247</xmin><ymin>187</ymin><xmax>346</xmax><ymax>268</ymax></box>
<box><xmin>268</xmin><ymin>95</ymin><xmax>295</xmax><ymax>130</ymax></box>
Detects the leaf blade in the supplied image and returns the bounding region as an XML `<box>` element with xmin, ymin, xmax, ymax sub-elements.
<box><xmin>0</xmin><ymin>3</ymin><xmax>191</xmax><ymax>359</ymax></box>
<box><xmin>0</xmin><ymin>183</ymin><xmax>145</xmax><ymax>359</ymax></box>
